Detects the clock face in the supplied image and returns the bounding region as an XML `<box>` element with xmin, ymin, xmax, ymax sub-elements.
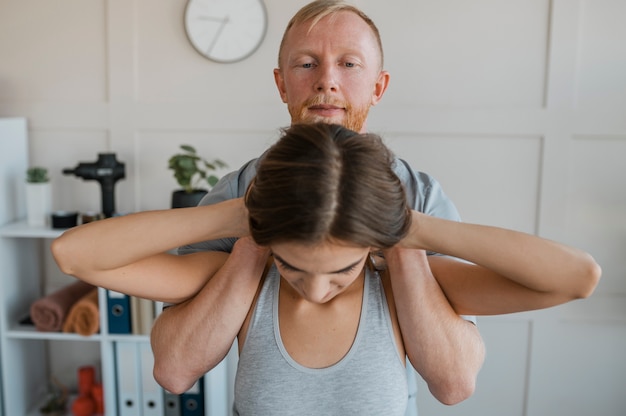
<box><xmin>184</xmin><ymin>0</ymin><xmax>267</xmax><ymax>63</ymax></box>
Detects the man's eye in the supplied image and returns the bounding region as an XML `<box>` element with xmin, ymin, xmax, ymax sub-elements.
<box><xmin>302</xmin><ymin>63</ymin><xmax>314</xmax><ymax>68</ymax></box>
<box><xmin>345</xmin><ymin>62</ymin><xmax>355</xmax><ymax>68</ymax></box>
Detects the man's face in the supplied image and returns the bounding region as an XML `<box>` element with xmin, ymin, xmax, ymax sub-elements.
<box><xmin>274</xmin><ymin>11</ymin><xmax>389</xmax><ymax>133</ymax></box>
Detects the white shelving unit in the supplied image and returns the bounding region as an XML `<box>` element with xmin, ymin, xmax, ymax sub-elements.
<box><xmin>0</xmin><ymin>222</ymin><xmax>122</xmax><ymax>416</ymax></box>
<box><xmin>0</xmin><ymin>118</ymin><xmax>114</xmax><ymax>415</ymax></box>
<box><xmin>0</xmin><ymin>117</ymin><xmax>235</xmax><ymax>416</ymax></box>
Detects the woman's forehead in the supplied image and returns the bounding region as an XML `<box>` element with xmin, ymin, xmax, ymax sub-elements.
<box><xmin>271</xmin><ymin>240</ymin><xmax>370</xmax><ymax>273</ymax></box>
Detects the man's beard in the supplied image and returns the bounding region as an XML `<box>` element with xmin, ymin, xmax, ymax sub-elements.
<box><xmin>290</xmin><ymin>95</ymin><xmax>369</xmax><ymax>133</ymax></box>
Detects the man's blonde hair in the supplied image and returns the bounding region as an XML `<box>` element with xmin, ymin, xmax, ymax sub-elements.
<box><xmin>277</xmin><ymin>0</ymin><xmax>384</xmax><ymax>69</ymax></box>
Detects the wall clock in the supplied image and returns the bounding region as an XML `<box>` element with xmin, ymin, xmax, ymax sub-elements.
<box><xmin>184</xmin><ymin>0</ymin><xmax>268</xmax><ymax>63</ymax></box>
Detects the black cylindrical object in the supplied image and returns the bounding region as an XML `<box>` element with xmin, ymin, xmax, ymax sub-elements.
<box><xmin>63</xmin><ymin>153</ymin><xmax>125</xmax><ymax>218</ymax></box>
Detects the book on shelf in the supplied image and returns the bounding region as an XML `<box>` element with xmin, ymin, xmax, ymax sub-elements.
<box><xmin>108</xmin><ymin>291</ymin><xmax>160</xmax><ymax>335</ymax></box>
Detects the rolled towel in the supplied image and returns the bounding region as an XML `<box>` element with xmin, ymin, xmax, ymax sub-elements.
<box><xmin>30</xmin><ymin>280</ymin><xmax>95</xmax><ymax>332</ymax></box>
<box><xmin>62</xmin><ymin>289</ymin><xmax>100</xmax><ymax>336</ymax></box>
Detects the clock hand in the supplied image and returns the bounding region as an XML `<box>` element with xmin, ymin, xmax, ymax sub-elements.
<box><xmin>197</xmin><ymin>15</ymin><xmax>228</xmax><ymax>23</ymax></box>
<box><xmin>206</xmin><ymin>15</ymin><xmax>230</xmax><ymax>56</ymax></box>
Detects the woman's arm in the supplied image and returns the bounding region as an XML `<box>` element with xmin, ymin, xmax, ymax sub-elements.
<box><xmin>403</xmin><ymin>211</ymin><xmax>602</xmax><ymax>315</ymax></box>
<box><xmin>51</xmin><ymin>198</ymin><xmax>248</xmax><ymax>303</ymax></box>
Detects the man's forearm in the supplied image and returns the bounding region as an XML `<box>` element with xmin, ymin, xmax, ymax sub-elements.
<box><xmin>151</xmin><ymin>238</ymin><xmax>268</xmax><ymax>394</ymax></box>
<box><xmin>385</xmin><ymin>247</ymin><xmax>485</xmax><ymax>405</ymax></box>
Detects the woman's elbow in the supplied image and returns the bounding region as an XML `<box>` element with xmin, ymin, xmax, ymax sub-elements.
<box><xmin>573</xmin><ymin>254</ymin><xmax>602</xmax><ymax>300</ymax></box>
<box><xmin>50</xmin><ymin>236</ymin><xmax>76</xmax><ymax>276</ymax></box>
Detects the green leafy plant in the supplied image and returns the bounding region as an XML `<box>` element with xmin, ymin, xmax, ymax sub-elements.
<box><xmin>39</xmin><ymin>377</ymin><xmax>68</xmax><ymax>415</ymax></box>
<box><xmin>168</xmin><ymin>145</ymin><xmax>227</xmax><ymax>194</ymax></box>
<box><xmin>26</xmin><ymin>167</ymin><xmax>49</xmax><ymax>183</ymax></box>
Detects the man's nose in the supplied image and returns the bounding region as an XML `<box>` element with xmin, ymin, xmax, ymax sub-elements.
<box><xmin>315</xmin><ymin>63</ymin><xmax>338</xmax><ymax>93</ymax></box>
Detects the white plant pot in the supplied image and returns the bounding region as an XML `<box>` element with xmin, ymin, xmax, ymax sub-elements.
<box><xmin>26</xmin><ymin>182</ymin><xmax>51</xmax><ymax>227</ymax></box>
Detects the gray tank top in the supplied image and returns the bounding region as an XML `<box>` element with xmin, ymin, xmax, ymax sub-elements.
<box><xmin>234</xmin><ymin>266</ymin><xmax>408</xmax><ymax>415</ymax></box>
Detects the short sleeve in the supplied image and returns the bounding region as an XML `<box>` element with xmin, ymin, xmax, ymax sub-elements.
<box><xmin>177</xmin><ymin>158</ymin><xmax>258</xmax><ymax>255</ymax></box>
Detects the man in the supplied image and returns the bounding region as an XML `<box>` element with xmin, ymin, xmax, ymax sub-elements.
<box><xmin>152</xmin><ymin>0</ymin><xmax>485</xmax><ymax>411</ymax></box>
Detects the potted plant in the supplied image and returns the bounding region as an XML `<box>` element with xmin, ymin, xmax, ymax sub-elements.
<box><xmin>168</xmin><ymin>145</ymin><xmax>227</xmax><ymax>208</ymax></box>
<box><xmin>25</xmin><ymin>166</ymin><xmax>52</xmax><ymax>227</ymax></box>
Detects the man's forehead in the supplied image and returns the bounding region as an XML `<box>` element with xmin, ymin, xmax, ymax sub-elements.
<box><xmin>283</xmin><ymin>12</ymin><xmax>382</xmax><ymax>62</ymax></box>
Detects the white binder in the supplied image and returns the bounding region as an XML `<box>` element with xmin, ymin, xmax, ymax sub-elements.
<box><xmin>139</xmin><ymin>341</ymin><xmax>164</xmax><ymax>416</ymax></box>
<box><xmin>115</xmin><ymin>341</ymin><xmax>141</xmax><ymax>416</ymax></box>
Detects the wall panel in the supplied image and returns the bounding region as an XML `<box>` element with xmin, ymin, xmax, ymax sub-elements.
<box><xmin>527</xmin><ymin>322</ymin><xmax>626</xmax><ymax>416</ymax></box>
<box><xmin>566</xmin><ymin>136</ymin><xmax>626</xmax><ymax>295</ymax></box>
<box><xmin>576</xmin><ymin>0</ymin><xmax>626</xmax><ymax>109</ymax></box>
<box><xmin>0</xmin><ymin>0</ymin><xmax>107</xmax><ymax>102</ymax></box>
<box><xmin>386</xmin><ymin>134</ymin><xmax>542</xmax><ymax>232</ymax></box>
<box><xmin>371</xmin><ymin>0</ymin><xmax>550</xmax><ymax>109</ymax></box>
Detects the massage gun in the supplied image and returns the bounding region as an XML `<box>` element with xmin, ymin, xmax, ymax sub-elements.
<box><xmin>63</xmin><ymin>153</ymin><xmax>125</xmax><ymax>218</ymax></box>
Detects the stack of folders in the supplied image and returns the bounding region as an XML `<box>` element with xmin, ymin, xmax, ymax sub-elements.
<box><xmin>107</xmin><ymin>290</ymin><xmax>163</xmax><ymax>335</ymax></box>
<box><xmin>115</xmin><ymin>341</ymin><xmax>205</xmax><ymax>416</ymax></box>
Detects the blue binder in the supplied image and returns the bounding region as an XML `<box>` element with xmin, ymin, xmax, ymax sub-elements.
<box><xmin>180</xmin><ymin>378</ymin><xmax>204</xmax><ymax>416</ymax></box>
<box><xmin>107</xmin><ymin>290</ymin><xmax>132</xmax><ymax>334</ymax></box>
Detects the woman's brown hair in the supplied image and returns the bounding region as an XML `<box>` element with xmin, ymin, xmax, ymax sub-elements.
<box><xmin>246</xmin><ymin>123</ymin><xmax>410</xmax><ymax>248</ymax></box>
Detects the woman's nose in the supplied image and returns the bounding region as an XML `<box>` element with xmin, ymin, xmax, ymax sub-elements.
<box><xmin>302</xmin><ymin>276</ymin><xmax>330</xmax><ymax>303</ymax></box>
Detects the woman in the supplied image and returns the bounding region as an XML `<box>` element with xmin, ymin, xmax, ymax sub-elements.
<box><xmin>52</xmin><ymin>123</ymin><xmax>600</xmax><ymax>414</ymax></box>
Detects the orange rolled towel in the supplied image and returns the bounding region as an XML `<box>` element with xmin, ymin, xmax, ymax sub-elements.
<box><xmin>63</xmin><ymin>289</ymin><xmax>100</xmax><ymax>336</ymax></box>
<box><xmin>30</xmin><ymin>280</ymin><xmax>95</xmax><ymax>332</ymax></box>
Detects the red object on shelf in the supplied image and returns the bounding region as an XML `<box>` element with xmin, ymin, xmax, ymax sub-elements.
<box><xmin>71</xmin><ymin>395</ymin><xmax>95</xmax><ymax>416</ymax></box>
<box><xmin>78</xmin><ymin>366</ymin><xmax>95</xmax><ymax>396</ymax></box>
<box><xmin>92</xmin><ymin>383</ymin><xmax>104</xmax><ymax>414</ymax></box>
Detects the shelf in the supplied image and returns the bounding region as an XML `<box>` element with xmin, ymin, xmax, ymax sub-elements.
<box><xmin>6</xmin><ymin>324</ymin><xmax>104</xmax><ymax>342</ymax></box>
<box><xmin>106</xmin><ymin>333</ymin><xmax>150</xmax><ymax>342</ymax></box>
<box><xmin>0</xmin><ymin>220</ymin><xmax>68</xmax><ymax>239</ymax></box>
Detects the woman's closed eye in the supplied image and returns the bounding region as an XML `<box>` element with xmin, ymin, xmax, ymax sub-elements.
<box><xmin>275</xmin><ymin>257</ymin><xmax>359</xmax><ymax>275</ymax></box>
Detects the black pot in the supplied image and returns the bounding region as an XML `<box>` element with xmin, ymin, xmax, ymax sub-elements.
<box><xmin>171</xmin><ymin>189</ymin><xmax>208</xmax><ymax>208</ymax></box>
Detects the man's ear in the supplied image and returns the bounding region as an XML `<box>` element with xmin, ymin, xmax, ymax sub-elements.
<box><xmin>371</xmin><ymin>70</ymin><xmax>390</xmax><ymax>106</ymax></box>
<box><xmin>274</xmin><ymin>68</ymin><xmax>288</xmax><ymax>103</ymax></box>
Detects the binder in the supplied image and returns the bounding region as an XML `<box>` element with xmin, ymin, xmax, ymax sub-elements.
<box><xmin>115</xmin><ymin>341</ymin><xmax>141</xmax><ymax>416</ymax></box>
<box><xmin>153</xmin><ymin>300</ymin><xmax>165</xmax><ymax>319</ymax></box>
<box><xmin>131</xmin><ymin>296</ymin><xmax>141</xmax><ymax>335</ymax></box>
<box><xmin>131</xmin><ymin>296</ymin><xmax>157</xmax><ymax>335</ymax></box>
<box><xmin>180</xmin><ymin>378</ymin><xmax>204</xmax><ymax>416</ymax></box>
<box><xmin>137</xmin><ymin>297</ymin><xmax>156</xmax><ymax>335</ymax></box>
<box><xmin>163</xmin><ymin>390</ymin><xmax>182</xmax><ymax>416</ymax></box>
<box><xmin>107</xmin><ymin>290</ymin><xmax>132</xmax><ymax>334</ymax></box>
<box><xmin>139</xmin><ymin>341</ymin><xmax>164</xmax><ymax>416</ymax></box>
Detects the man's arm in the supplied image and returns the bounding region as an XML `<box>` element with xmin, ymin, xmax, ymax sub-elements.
<box><xmin>152</xmin><ymin>237</ymin><xmax>269</xmax><ymax>394</ymax></box>
<box><xmin>385</xmin><ymin>247</ymin><xmax>485</xmax><ymax>405</ymax></box>
<box><xmin>149</xmin><ymin>161</ymin><xmax>261</xmax><ymax>392</ymax></box>
<box><xmin>391</xmin><ymin>162</ymin><xmax>483</xmax><ymax>406</ymax></box>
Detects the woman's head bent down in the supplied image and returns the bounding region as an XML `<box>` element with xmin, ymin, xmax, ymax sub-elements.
<box><xmin>246</xmin><ymin>123</ymin><xmax>411</xmax><ymax>250</ymax></box>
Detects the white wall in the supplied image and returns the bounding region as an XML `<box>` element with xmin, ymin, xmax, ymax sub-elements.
<box><xmin>1</xmin><ymin>0</ymin><xmax>624</xmax><ymax>415</ymax></box>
